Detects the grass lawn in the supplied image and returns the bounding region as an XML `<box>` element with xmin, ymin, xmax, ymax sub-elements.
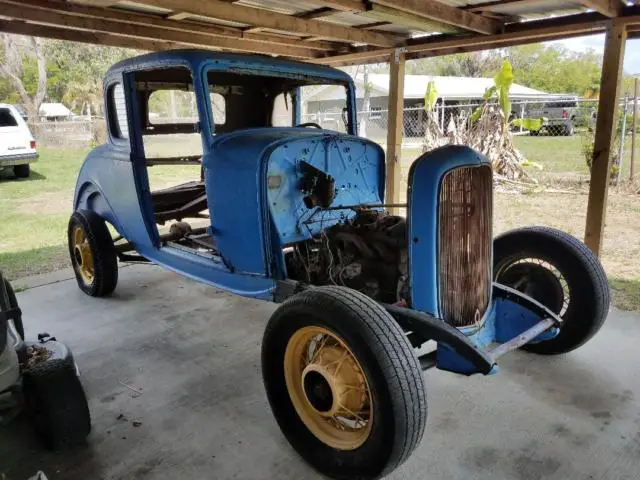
<box><xmin>1</xmin><ymin>141</ymin><xmax>639</xmax><ymax>312</ymax></box>
<box><xmin>0</xmin><ymin>147</ymin><xmax>198</xmax><ymax>279</ymax></box>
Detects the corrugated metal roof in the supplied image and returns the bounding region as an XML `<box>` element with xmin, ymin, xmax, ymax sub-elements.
<box><xmin>115</xmin><ymin>0</ymin><xmax>617</xmax><ymax>41</ymax></box>
<box><xmin>440</xmin><ymin>0</ymin><xmax>598</xmax><ymax>19</ymax></box>
<box><xmin>14</xmin><ymin>0</ymin><xmax>634</xmax><ymax>64</ymax></box>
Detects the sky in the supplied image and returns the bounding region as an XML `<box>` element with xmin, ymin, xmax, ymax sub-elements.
<box><xmin>549</xmin><ymin>35</ymin><xmax>640</xmax><ymax>75</ymax></box>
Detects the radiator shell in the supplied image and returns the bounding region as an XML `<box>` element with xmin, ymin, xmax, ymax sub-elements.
<box><xmin>407</xmin><ymin>145</ymin><xmax>492</xmax><ymax>323</ymax></box>
<box><xmin>438</xmin><ymin>165</ymin><xmax>493</xmax><ymax>327</ymax></box>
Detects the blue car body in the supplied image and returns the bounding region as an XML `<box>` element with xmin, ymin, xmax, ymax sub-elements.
<box><xmin>73</xmin><ymin>50</ymin><xmax>561</xmax><ymax>376</ymax></box>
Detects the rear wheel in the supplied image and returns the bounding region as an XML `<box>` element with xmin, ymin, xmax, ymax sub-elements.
<box><xmin>68</xmin><ymin>210</ymin><xmax>118</xmax><ymax>297</ymax></box>
<box><xmin>13</xmin><ymin>164</ymin><xmax>30</xmax><ymax>178</ymax></box>
<box><xmin>494</xmin><ymin>226</ymin><xmax>609</xmax><ymax>354</ymax></box>
<box><xmin>262</xmin><ymin>286</ymin><xmax>426</xmax><ymax>480</ymax></box>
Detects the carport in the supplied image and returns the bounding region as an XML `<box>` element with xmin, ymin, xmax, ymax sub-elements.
<box><xmin>0</xmin><ymin>0</ymin><xmax>639</xmax><ymax>253</ymax></box>
<box><xmin>0</xmin><ymin>0</ymin><xmax>640</xmax><ymax>254</ymax></box>
<box><xmin>2</xmin><ymin>2</ymin><xmax>640</xmax><ymax>479</ymax></box>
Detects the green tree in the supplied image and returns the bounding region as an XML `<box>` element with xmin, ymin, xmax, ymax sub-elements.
<box><xmin>0</xmin><ymin>34</ymin><xmax>47</xmax><ymax>120</ymax></box>
<box><xmin>44</xmin><ymin>40</ymin><xmax>137</xmax><ymax>116</ymax></box>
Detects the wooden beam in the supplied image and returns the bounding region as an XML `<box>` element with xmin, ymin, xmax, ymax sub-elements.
<box><xmin>466</xmin><ymin>0</ymin><xmax>547</xmax><ymax>13</ymax></box>
<box><xmin>311</xmin><ymin>0</ymin><xmax>366</xmax><ymax>12</ymax></box>
<box><xmin>385</xmin><ymin>49</ymin><xmax>405</xmax><ymax>214</ymax></box>
<box><xmin>0</xmin><ymin>18</ymin><xmax>173</xmax><ymax>51</ymax></box>
<box><xmin>72</xmin><ymin>0</ymin><xmax>120</xmax><ymax>6</ymax></box>
<box><xmin>358</xmin><ymin>20</ymin><xmax>392</xmax><ymax>30</ymax></box>
<box><xmin>246</xmin><ymin>7</ymin><xmax>339</xmax><ymax>35</ymax></box>
<box><xmin>296</xmin><ymin>7</ymin><xmax>338</xmax><ymax>20</ymax></box>
<box><xmin>579</xmin><ymin>0</ymin><xmax>622</xmax><ymax>17</ymax></box>
<box><xmin>371</xmin><ymin>0</ymin><xmax>504</xmax><ymax>34</ymax></box>
<box><xmin>5</xmin><ymin>0</ymin><xmax>342</xmax><ymax>52</ymax></box>
<box><xmin>0</xmin><ymin>2</ymin><xmax>321</xmax><ymax>58</ymax></box>
<box><xmin>165</xmin><ymin>12</ymin><xmax>190</xmax><ymax>21</ymax></box>
<box><xmin>132</xmin><ymin>0</ymin><xmax>402</xmax><ymax>47</ymax></box>
<box><xmin>315</xmin><ymin>13</ymin><xmax>610</xmax><ymax>65</ymax></box>
<box><xmin>584</xmin><ymin>23</ymin><xmax>627</xmax><ymax>256</ymax></box>
<box><xmin>366</xmin><ymin>3</ymin><xmax>460</xmax><ymax>34</ymax></box>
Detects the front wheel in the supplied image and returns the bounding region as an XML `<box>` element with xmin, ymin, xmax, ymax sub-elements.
<box><xmin>68</xmin><ymin>210</ymin><xmax>118</xmax><ymax>297</ymax></box>
<box><xmin>494</xmin><ymin>226</ymin><xmax>610</xmax><ymax>354</ymax></box>
<box><xmin>262</xmin><ymin>286</ymin><xmax>426</xmax><ymax>480</ymax></box>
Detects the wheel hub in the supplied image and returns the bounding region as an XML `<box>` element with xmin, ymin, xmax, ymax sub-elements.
<box><xmin>72</xmin><ymin>226</ymin><xmax>94</xmax><ymax>285</ymax></box>
<box><xmin>498</xmin><ymin>262</ymin><xmax>565</xmax><ymax>315</ymax></box>
<box><xmin>284</xmin><ymin>326</ymin><xmax>373</xmax><ymax>450</ymax></box>
<box><xmin>301</xmin><ymin>344</ymin><xmax>367</xmax><ymax>419</ymax></box>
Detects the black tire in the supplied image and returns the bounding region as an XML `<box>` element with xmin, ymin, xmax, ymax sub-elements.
<box><xmin>22</xmin><ymin>359</ymin><xmax>91</xmax><ymax>450</ymax></box>
<box><xmin>3</xmin><ymin>279</ymin><xmax>24</xmax><ymax>340</ymax></box>
<box><xmin>262</xmin><ymin>286</ymin><xmax>427</xmax><ymax>480</ymax></box>
<box><xmin>13</xmin><ymin>164</ymin><xmax>30</xmax><ymax>178</ymax></box>
<box><xmin>68</xmin><ymin>210</ymin><xmax>118</xmax><ymax>297</ymax></box>
<box><xmin>529</xmin><ymin>129</ymin><xmax>539</xmax><ymax>136</ymax></box>
<box><xmin>494</xmin><ymin>226</ymin><xmax>609</xmax><ymax>355</ymax></box>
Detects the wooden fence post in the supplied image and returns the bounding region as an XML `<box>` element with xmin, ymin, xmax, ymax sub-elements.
<box><xmin>631</xmin><ymin>77</ymin><xmax>638</xmax><ymax>180</ymax></box>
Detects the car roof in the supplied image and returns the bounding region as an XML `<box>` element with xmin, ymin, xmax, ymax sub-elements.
<box><xmin>106</xmin><ymin>49</ymin><xmax>352</xmax><ymax>84</ymax></box>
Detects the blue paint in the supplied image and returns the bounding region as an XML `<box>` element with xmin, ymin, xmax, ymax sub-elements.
<box><xmin>408</xmin><ymin>145</ymin><xmax>491</xmax><ymax>318</ymax></box>
<box><xmin>494</xmin><ymin>294</ymin><xmax>559</xmax><ymax>344</ymax></box>
<box><xmin>74</xmin><ymin>49</ymin><xmax>563</xmax><ymax>374</ymax></box>
<box><xmin>435</xmin><ymin>284</ymin><xmax>560</xmax><ymax>374</ymax></box>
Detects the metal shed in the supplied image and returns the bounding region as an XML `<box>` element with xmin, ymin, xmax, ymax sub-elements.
<box><xmin>1</xmin><ymin>0</ymin><xmax>638</xmax><ymax>255</ymax></box>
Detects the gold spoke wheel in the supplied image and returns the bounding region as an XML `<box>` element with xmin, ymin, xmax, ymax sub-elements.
<box><xmin>284</xmin><ymin>326</ymin><xmax>373</xmax><ymax>450</ymax></box>
<box><xmin>72</xmin><ymin>226</ymin><xmax>95</xmax><ymax>285</ymax></box>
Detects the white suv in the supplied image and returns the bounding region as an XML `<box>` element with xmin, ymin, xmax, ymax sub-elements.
<box><xmin>0</xmin><ymin>104</ymin><xmax>38</xmax><ymax>178</ymax></box>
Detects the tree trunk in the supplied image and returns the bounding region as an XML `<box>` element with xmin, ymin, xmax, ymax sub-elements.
<box><xmin>0</xmin><ymin>34</ymin><xmax>48</xmax><ymax>122</ymax></box>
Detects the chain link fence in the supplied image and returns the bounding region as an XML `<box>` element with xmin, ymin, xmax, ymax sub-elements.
<box><xmin>32</xmin><ymin>98</ymin><xmax>639</xmax><ymax>155</ymax></box>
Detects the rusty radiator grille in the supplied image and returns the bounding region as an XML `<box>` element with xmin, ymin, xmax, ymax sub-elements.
<box><xmin>438</xmin><ymin>165</ymin><xmax>493</xmax><ymax>327</ymax></box>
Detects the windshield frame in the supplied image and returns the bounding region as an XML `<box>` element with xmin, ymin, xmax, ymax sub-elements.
<box><xmin>200</xmin><ymin>61</ymin><xmax>357</xmax><ymax>140</ymax></box>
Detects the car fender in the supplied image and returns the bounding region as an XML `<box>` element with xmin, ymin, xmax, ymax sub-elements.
<box><xmin>73</xmin><ymin>180</ymin><xmax>123</xmax><ymax>235</ymax></box>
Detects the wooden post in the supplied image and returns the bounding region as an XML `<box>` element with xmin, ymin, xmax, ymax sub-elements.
<box><xmin>385</xmin><ymin>48</ymin><xmax>406</xmax><ymax>214</ymax></box>
<box><xmin>631</xmin><ymin>77</ymin><xmax>638</xmax><ymax>180</ymax></box>
<box><xmin>584</xmin><ymin>23</ymin><xmax>627</xmax><ymax>256</ymax></box>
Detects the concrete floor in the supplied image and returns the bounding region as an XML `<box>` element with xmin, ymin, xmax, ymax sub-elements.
<box><xmin>1</xmin><ymin>265</ymin><xmax>639</xmax><ymax>480</ymax></box>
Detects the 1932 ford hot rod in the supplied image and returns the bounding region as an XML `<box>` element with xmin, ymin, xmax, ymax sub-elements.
<box><xmin>68</xmin><ymin>50</ymin><xmax>609</xmax><ymax>479</ymax></box>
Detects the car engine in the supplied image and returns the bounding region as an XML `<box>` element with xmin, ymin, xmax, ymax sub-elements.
<box><xmin>286</xmin><ymin>209</ymin><xmax>408</xmax><ymax>304</ymax></box>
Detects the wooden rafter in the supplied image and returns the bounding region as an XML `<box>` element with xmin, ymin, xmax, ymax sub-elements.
<box><xmin>296</xmin><ymin>7</ymin><xmax>338</xmax><ymax>20</ymax></box>
<box><xmin>245</xmin><ymin>7</ymin><xmax>339</xmax><ymax>35</ymax></box>
<box><xmin>0</xmin><ymin>1</ymin><xmax>322</xmax><ymax>58</ymax></box>
<box><xmin>130</xmin><ymin>0</ymin><xmax>403</xmax><ymax>47</ymax></box>
<box><xmin>365</xmin><ymin>4</ymin><xmax>460</xmax><ymax>34</ymax></box>
<box><xmin>72</xmin><ymin>0</ymin><xmax>119</xmax><ymax>6</ymax></box>
<box><xmin>315</xmin><ymin>12</ymin><xmax>611</xmax><ymax>65</ymax></box>
<box><xmin>579</xmin><ymin>0</ymin><xmax>622</xmax><ymax>17</ymax></box>
<box><xmin>0</xmin><ymin>18</ymin><xmax>175</xmax><ymax>51</ymax></box>
<box><xmin>165</xmin><ymin>12</ymin><xmax>190</xmax><ymax>21</ymax></box>
<box><xmin>3</xmin><ymin>0</ymin><xmax>345</xmax><ymax>53</ymax></box>
<box><xmin>311</xmin><ymin>0</ymin><xmax>366</xmax><ymax>12</ymax></box>
<box><xmin>370</xmin><ymin>0</ymin><xmax>504</xmax><ymax>34</ymax></box>
<box><xmin>465</xmin><ymin>0</ymin><xmax>547</xmax><ymax>13</ymax></box>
